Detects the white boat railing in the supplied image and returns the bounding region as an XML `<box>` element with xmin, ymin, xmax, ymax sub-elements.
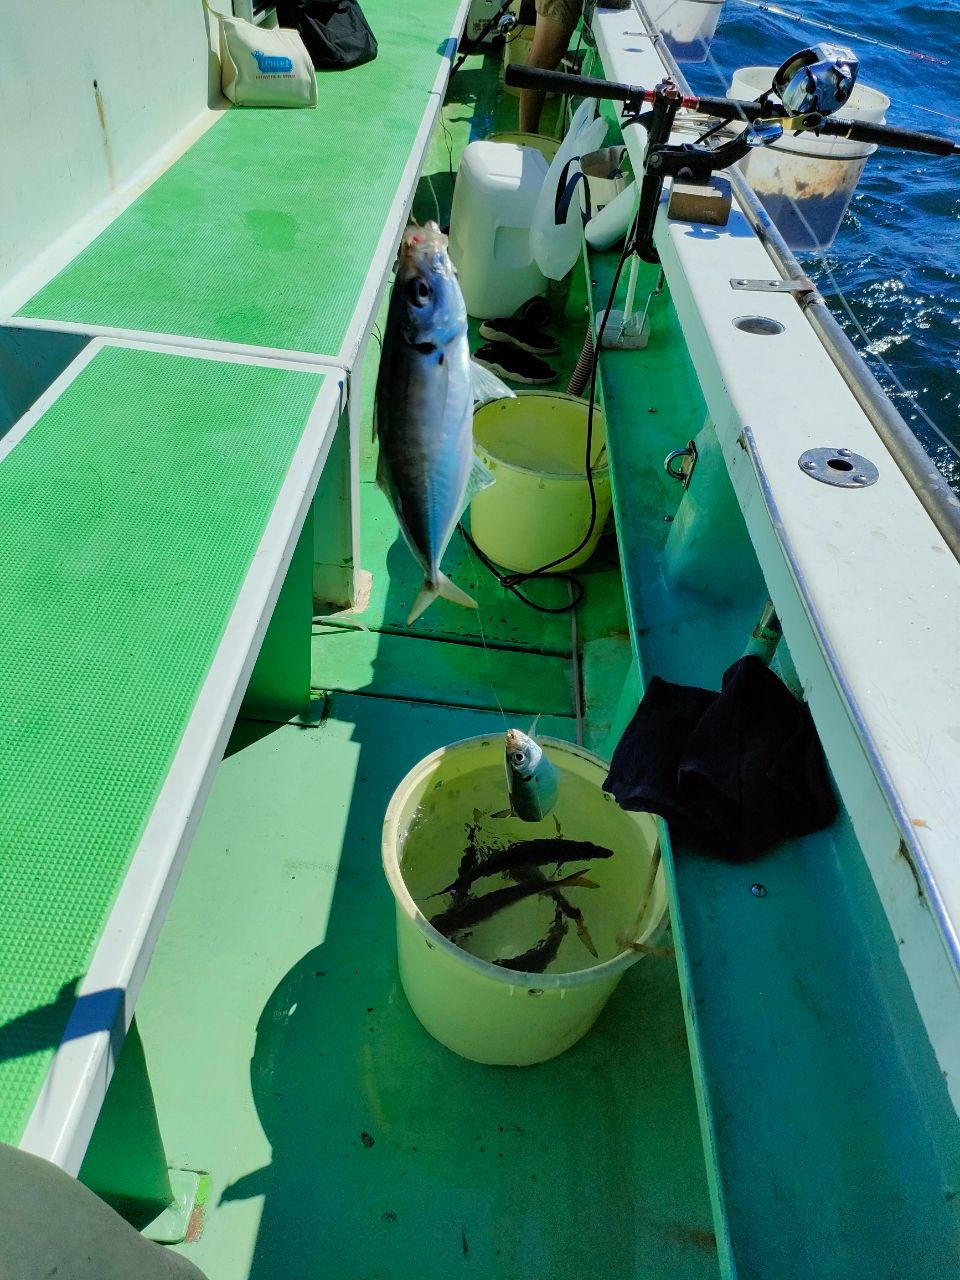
<box><xmin>629</xmin><ymin>0</ymin><xmax>960</xmax><ymax>563</ymax></box>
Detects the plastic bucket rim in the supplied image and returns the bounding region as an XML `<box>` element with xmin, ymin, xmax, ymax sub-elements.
<box><xmin>473</xmin><ymin>392</ymin><xmax>610</xmax><ymax>482</ymax></box>
<box><xmin>728</xmin><ymin>65</ymin><xmax>891</xmax><ymax>116</ymax></box>
<box><xmin>382</xmin><ymin>733</ymin><xmax>663</xmax><ymax>990</ymax></box>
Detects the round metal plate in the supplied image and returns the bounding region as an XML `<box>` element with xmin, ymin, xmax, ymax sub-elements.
<box><xmin>797</xmin><ymin>448</ymin><xmax>879</xmax><ymax>488</ymax></box>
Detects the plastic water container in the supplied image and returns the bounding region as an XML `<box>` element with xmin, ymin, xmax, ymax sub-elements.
<box><xmin>729</xmin><ymin>66</ymin><xmax>890</xmax><ymax>250</ymax></box>
<box><xmin>644</xmin><ymin>0</ymin><xmax>724</xmax><ymax>62</ymax></box>
<box><xmin>382</xmin><ymin>734</ymin><xmax>666</xmax><ymax>1065</ymax></box>
<box><xmin>470</xmin><ymin>392</ymin><xmax>612</xmax><ymax>572</ymax></box>
<box><xmin>448</xmin><ymin>141</ymin><xmax>549</xmax><ymax>319</ymax></box>
<box><xmin>579</xmin><ymin>146</ymin><xmax>629</xmax><ymax>213</ymax></box>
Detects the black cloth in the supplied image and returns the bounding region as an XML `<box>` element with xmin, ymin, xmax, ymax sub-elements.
<box><xmin>603</xmin><ymin>656</ymin><xmax>837</xmax><ymax>860</ymax></box>
<box><xmin>276</xmin><ymin>0</ymin><xmax>377</xmax><ymax>70</ymax></box>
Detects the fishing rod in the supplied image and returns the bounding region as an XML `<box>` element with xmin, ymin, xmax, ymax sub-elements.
<box><xmin>730</xmin><ymin>0</ymin><xmax>949</xmax><ymax>68</ymax></box>
<box><xmin>503</xmin><ymin>65</ymin><xmax>960</xmax><ymax>156</ymax></box>
<box><xmin>505</xmin><ymin>47</ymin><xmax>960</xmax><ymax>262</ymax></box>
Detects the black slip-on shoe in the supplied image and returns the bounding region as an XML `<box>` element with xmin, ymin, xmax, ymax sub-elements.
<box><xmin>472</xmin><ymin>342</ymin><xmax>558</xmax><ymax>386</ymax></box>
<box><xmin>478</xmin><ymin>317</ymin><xmax>561</xmax><ymax>355</ymax></box>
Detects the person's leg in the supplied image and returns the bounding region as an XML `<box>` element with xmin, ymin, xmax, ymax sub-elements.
<box><xmin>518</xmin><ymin>0</ymin><xmax>582</xmax><ymax>133</ymax></box>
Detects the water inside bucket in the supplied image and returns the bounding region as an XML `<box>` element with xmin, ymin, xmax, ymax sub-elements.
<box><xmin>399</xmin><ymin>762</ymin><xmax>655</xmax><ymax>975</ymax></box>
<box><xmin>472</xmin><ymin>396</ymin><xmax>607</xmax><ymax>476</ymax></box>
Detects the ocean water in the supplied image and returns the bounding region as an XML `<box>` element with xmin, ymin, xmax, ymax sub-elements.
<box><xmin>690</xmin><ymin>0</ymin><xmax>960</xmax><ymax>483</ymax></box>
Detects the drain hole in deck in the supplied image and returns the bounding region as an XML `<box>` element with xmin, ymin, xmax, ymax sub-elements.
<box><xmin>733</xmin><ymin>315</ymin><xmax>785</xmax><ymax>335</ymax></box>
<box><xmin>827</xmin><ymin>458</ymin><xmax>854</xmax><ymax>472</ymax></box>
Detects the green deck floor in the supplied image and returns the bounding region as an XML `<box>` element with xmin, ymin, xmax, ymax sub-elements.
<box><xmin>0</xmin><ymin>345</ymin><xmax>328</xmax><ymax>1146</ymax></box>
<box><xmin>137</xmin><ymin>694</ymin><xmax>718</xmax><ymax>1280</ymax></box>
<box><xmin>16</xmin><ymin>0</ymin><xmax>465</xmax><ymax>358</ymax></box>
<box><xmin>120</xmin><ymin>72</ymin><xmax>719</xmax><ymax>1274</ymax></box>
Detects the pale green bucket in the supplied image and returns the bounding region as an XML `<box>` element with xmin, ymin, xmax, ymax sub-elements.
<box><xmin>382</xmin><ymin>734</ymin><xmax>665</xmax><ymax>1066</ymax></box>
<box><xmin>470</xmin><ymin>392</ymin><xmax>612</xmax><ymax>573</ymax></box>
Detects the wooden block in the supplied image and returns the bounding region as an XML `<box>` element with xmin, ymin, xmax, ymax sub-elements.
<box><xmin>667</xmin><ymin>174</ymin><xmax>732</xmax><ymax>226</ymax></box>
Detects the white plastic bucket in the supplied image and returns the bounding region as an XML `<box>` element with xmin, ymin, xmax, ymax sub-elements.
<box><xmin>448</xmin><ymin>141</ymin><xmax>550</xmax><ymax>319</ymax></box>
<box><xmin>729</xmin><ymin>66</ymin><xmax>890</xmax><ymax>249</ymax></box>
<box><xmin>470</xmin><ymin>392</ymin><xmax>612</xmax><ymax>573</ymax></box>
<box><xmin>579</xmin><ymin>145</ymin><xmax>629</xmax><ymax>213</ymax></box>
<box><xmin>382</xmin><ymin>734</ymin><xmax>666</xmax><ymax>1065</ymax></box>
<box><xmin>643</xmin><ymin>0</ymin><xmax>724</xmax><ymax>62</ymax></box>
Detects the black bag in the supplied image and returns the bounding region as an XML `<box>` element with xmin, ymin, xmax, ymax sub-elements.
<box><xmin>276</xmin><ymin>0</ymin><xmax>377</xmax><ymax>71</ymax></box>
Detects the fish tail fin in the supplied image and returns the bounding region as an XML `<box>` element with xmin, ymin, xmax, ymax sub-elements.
<box><xmin>556</xmin><ymin>870</ymin><xmax>599</xmax><ymax>890</ymax></box>
<box><xmin>407</xmin><ymin>572</ymin><xmax>478</xmax><ymax>625</ymax></box>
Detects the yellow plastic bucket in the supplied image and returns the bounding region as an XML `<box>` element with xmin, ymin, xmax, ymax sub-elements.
<box><xmin>486</xmin><ymin>131</ymin><xmax>561</xmax><ymax>163</ymax></box>
<box><xmin>382</xmin><ymin>734</ymin><xmax>666</xmax><ymax>1066</ymax></box>
<box><xmin>470</xmin><ymin>392</ymin><xmax>612</xmax><ymax>573</ymax></box>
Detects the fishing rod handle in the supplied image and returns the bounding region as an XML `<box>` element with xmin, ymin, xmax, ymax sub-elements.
<box><xmin>819</xmin><ymin>117</ymin><xmax>960</xmax><ymax>157</ymax></box>
<box><xmin>503</xmin><ymin>63</ymin><xmax>642</xmax><ymax>100</ymax></box>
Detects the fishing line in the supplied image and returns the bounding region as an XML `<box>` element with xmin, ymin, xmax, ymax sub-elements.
<box><xmin>425</xmin><ymin>172</ymin><xmax>442</xmax><ymax>225</ymax></box>
<box><xmin>729</xmin><ymin>0</ymin><xmax>949</xmax><ymax>67</ymax></box>
<box><xmin>459</xmin><ymin>535</ymin><xmax>512</xmax><ymax>731</ymax></box>
<box><xmin>568</xmin><ymin>581</ymin><xmax>585</xmax><ymax>746</ymax></box>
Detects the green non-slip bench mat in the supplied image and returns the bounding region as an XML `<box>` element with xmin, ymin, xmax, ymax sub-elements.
<box><xmin>0</xmin><ymin>344</ymin><xmax>327</xmax><ymax>1144</ymax></box>
<box><xmin>16</xmin><ymin>0</ymin><xmax>465</xmax><ymax>357</ymax></box>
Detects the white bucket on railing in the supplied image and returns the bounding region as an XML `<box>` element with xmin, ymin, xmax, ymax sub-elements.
<box><xmin>382</xmin><ymin>735</ymin><xmax>666</xmax><ymax>1066</ymax></box>
<box><xmin>728</xmin><ymin>66</ymin><xmax>890</xmax><ymax>250</ymax></box>
<box><xmin>643</xmin><ymin>0</ymin><xmax>724</xmax><ymax>63</ymax></box>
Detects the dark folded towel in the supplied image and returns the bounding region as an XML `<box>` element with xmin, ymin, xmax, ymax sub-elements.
<box><xmin>603</xmin><ymin>656</ymin><xmax>837</xmax><ymax>860</ymax></box>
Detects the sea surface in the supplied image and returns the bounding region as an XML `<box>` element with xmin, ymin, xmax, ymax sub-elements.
<box><xmin>689</xmin><ymin>0</ymin><xmax>960</xmax><ymax>483</ymax></box>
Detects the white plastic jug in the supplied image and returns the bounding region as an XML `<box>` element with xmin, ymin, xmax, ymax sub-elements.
<box><xmin>448</xmin><ymin>141</ymin><xmax>550</xmax><ymax>319</ymax></box>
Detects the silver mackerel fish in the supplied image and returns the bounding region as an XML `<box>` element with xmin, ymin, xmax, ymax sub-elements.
<box><xmin>374</xmin><ymin>221</ymin><xmax>507</xmax><ymax>624</ymax></box>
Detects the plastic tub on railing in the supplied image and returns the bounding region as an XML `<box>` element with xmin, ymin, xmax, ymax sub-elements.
<box><xmin>642</xmin><ymin>0</ymin><xmax>725</xmax><ymax>63</ymax></box>
<box><xmin>382</xmin><ymin>734</ymin><xmax>666</xmax><ymax>1065</ymax></box>
<box><xmin>728</xmin><ymin>66</ymin><xmax>890</xmax><ymax>250</ymax></box>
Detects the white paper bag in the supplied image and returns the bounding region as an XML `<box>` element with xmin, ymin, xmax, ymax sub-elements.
<box><xmin>215</xmin><ymin>10</ymin><xmax>318</xmax><ymax>108</ymax></box>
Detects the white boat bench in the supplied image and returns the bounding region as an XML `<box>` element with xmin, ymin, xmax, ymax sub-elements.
<box><xmin>0</xmin><ymin>338</ymin><xmax>343</xmax><ymax>1225</ymax></box>
<box><xmin>0</xmin><ymin>0</ymin><xmax>470</xmax><ymax>1229</ymax></box>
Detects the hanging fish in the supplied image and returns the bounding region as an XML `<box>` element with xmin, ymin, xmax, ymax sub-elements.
<box><xmin>374</xmin><ymin>221</ymin><xmax>513</xmax><ymax>625</ymax></box>
<box><xmin>493</xmin><ymin>902</ymin><xmax>568</xmax><ymax>974</ymax></box>
<box><xmin>494</xmin><ymin>724</ymin><xmax>560</xmax><ymax>822</ymax></box>
<box><xmin>429</xmin><ymin>869</ymin><xmax>597</xmax><ymax>938</ymax></box>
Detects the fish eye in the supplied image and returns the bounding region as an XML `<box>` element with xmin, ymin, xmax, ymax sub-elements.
<box><xmin>511</xmin><ymin>752</ymin><xmax>525</xmax><ymax>765</ymax></box>
<box><xmin>409</xmin><ymin>279</ymin><xmax>432</xmax><ymax>306</ymax></box>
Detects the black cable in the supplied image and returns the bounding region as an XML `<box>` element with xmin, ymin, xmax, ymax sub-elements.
<box><xmin>461</xmin><ymin>199</ymin><xmax>641</xmax><ymax>613</ymax></box>
<box><xmin>459</xmin><ymin>524</ymin><xmax>585</xmax><ymax>612</ymax></box>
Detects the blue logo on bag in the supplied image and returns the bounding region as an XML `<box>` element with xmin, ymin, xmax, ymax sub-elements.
<box><xmin>251</xmin><ymin>49</ymin><xmax>294</xmax><ymax>74</ymax></box>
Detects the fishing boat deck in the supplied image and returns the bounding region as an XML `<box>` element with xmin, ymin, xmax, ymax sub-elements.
<box><xmin>4</xmin><ymin>0</ymin><xmax>468</xmax><ymax>370</ymax></box>
<box><xmin>5</xmin><ymin>8</ymin><xmax>960</xmax><ymax>1280</ymax></box>
<box><xmin>120</xmin><ymin>58</ymin><xmax>725</xmax><ymax>1280</ymax></box>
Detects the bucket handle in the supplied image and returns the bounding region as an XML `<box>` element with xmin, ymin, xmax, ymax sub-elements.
<box><xmin>554</xmin><ymin>156</ymin><xmax>593</xmax><ymax>227</ymax></box>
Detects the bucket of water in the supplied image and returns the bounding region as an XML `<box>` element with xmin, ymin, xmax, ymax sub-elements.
<box><xmin>469</xmin><ymin>393</ymin><xmax>611</xmax><ymax>573</ymax></box>
<box><xmin>728</xmin><ymin>66</ymin><xmax>890</xmax><ymax>250</ymax></box>
<box><xmin>382</xmin><ymin>734</ymin><xmax>665</xmax><ymax>1065</ymax></box>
